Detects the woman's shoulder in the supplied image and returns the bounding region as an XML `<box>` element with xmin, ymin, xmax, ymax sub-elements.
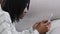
<box><xmin>0</xmin><ymin>5</ymin><xmax>9</xmax><ymax>16</ymax></box>
<box><xmin>0</xmin><ymin>10</ymin><xmax>9</xmax><ymax>16</ymax></box>
<box><xmin>0</xmin><ymin>10</ymin><xmax>11</xmax><ymax>22</ymax></box>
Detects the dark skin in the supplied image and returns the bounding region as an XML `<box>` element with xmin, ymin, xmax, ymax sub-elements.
<box><xmin>33</xmin><ymin>20</ymin><xmax>50</xmax><ymax>34</ymax></box>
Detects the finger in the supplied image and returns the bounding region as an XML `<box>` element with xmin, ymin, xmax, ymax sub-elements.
<box><xmin>42</xmin><ymin>20</ymin><xmax>48</xmax><ymax>23</ymax></box>
<box><xmin>33</xmin><ymin>22</ymin><xmax>40</xmax><ymax>30</ymax></box>
<box><xmin>33</xmin><ymin>23</ymin><xmax>40</xmax><ymax>28</ymax></box>
<box><xmin>44</xmin><ymin>22</ymin><xmax>51</xmax><ymax>26</ymax></box>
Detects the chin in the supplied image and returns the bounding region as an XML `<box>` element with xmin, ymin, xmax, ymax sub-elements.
<box><xmin>20</xmin><ymin>16</ymin><xmax>25</xmax><ymax>19</ymax></box>
<box><xmin>20</xmin><ymin>17</ymin><xmax>24</xmax><ymax>19</ymax></box>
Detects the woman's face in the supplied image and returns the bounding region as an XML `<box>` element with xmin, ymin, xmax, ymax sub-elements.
<box><xmin>20</xmin><ymin>4</ymin><xmax>28</xmax><ymax>19</ymax></box>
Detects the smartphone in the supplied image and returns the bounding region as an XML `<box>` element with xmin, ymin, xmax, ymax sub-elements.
<box><xmin>48</xmin><ymin>13</ymin><xmax>53</xmax><ymax>22</ymax></box>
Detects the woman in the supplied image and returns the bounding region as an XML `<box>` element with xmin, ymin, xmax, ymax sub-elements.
<box><xmin>0</xmin><ymin>0</ymin><xmax>50</xmax><ymax>34</ymax></box>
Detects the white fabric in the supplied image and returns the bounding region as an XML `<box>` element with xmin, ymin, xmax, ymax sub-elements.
<box><xmin>46</xmin><ymin>20</ymin><xmax>60</xmax><ymax>34</ymax></box>
<box><xmin>0</xmin><ymin>6</ymin><xmax>39</xmax><ymax>34</ymax></box>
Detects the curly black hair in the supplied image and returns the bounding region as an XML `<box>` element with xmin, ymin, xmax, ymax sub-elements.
<box><xmin>1</xmin><ymin>0</ymin><xmax>30</xmax><ymax>23</ymax></box>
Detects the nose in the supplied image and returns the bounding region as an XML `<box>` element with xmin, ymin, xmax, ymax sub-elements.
<box><xmin>24</xmin><ymin>7</ymin><xmax>28</xmax><ymax>12</ymax></box>
<box><xmin>23</xmin><ymin>7</ymin><xmax>28</xmax><ymax>14</ymax></box>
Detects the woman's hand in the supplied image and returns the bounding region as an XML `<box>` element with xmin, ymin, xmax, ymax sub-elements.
<box><xmin>33</xmin><ymin>20</ymin><xmax>50</xmax><ymax>34</ymax></box>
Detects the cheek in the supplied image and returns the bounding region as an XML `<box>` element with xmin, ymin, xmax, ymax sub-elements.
<box><xmin>23</xmin><ymin>8</ymin><xmax>28</xmax><ymax>15</ymax></box>
<box><xmin>21</xmin><ymin>13</ymin><xmax>25</xmax><ymax>17</ymax></box>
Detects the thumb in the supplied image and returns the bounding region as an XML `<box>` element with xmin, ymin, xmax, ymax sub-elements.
<box><xmin>33</xmin><ymin>22</ymin><xmax>40</xmax><ymax>30</ymax></box>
